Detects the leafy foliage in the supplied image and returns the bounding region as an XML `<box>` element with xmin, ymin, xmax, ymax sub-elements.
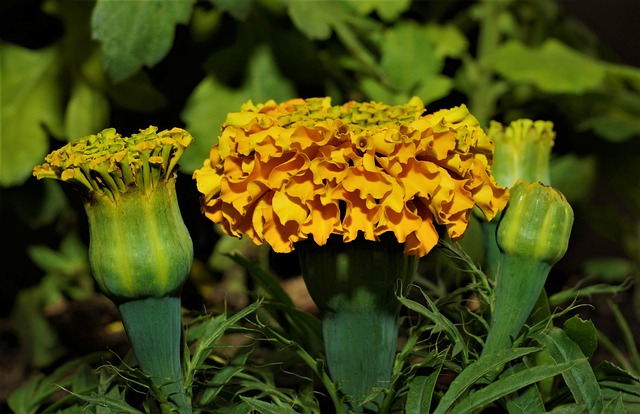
<box><xmin>4</xmin><ymin>0</ymin><xmax>640</xmax><ymax>412</ymax></box>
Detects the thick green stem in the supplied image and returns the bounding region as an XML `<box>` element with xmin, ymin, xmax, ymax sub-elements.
<box><xmin>481</xmin><ymin>220</ymin><xmax>500</xmax><ymax>279</ymax></box>
<box><xmin>118</xmin><ymin>296</ymin><xmax>191</xmax><ymax>413</ymax></box>
<box><xmin>482</xmin><ymin>253</ymin><xmax>550</xmax><ymax>357</ymax></box>
<box><xmin>297</xmin><ymin>235</ymin><xmax>417</xmax><ymax>412</ymax></box>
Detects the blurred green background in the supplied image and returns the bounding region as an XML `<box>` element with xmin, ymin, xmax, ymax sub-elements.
<box><xmin>2</xmin><ymin>0</ymin><xmax>640</xmax><ymax>405</ymax></box>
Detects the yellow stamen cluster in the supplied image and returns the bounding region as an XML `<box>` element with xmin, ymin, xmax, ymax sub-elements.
<box><xmin>194</xmin><ymin>97</ymin><xmax>509</xmax><ymax>257</ymax></box>
<box><xmin>33</xmin><ymin>126</ymin><xmax>193</xmax><ymax>202</ymax></box>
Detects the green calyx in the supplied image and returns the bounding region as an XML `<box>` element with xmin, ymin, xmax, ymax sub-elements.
<box><xmin>497</xmin><ymin>179</ymin><xmax>573</xmax><ymax>266</ymax></box>
<box><xmin>85</xmin><ymin>179</ymin><xmax>193</xmax><ymax>302</ymax></box>
<box><xmin>296</xmin><ymin>234</ymin><xmax>418</xmax><ymax>411</ymax></box>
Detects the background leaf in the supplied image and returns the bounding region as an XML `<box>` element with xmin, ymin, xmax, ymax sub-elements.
<box><xmin>0</xmin><ymin>43</ymin><xmax>64</xmax><ymax>187</ymax></box>
<box><xmin>491</xmin><ymin>39</ymin><xmax>606</xmax><ymax>94</ymax></box>
<box><xmin>91</xmin><ymin>0</ymin><xmax>195</xmax><ymax>83</ymax></box>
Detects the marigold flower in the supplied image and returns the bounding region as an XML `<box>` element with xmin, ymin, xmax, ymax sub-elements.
<box><xmin>194</xmin><ymin>97</ymin><xmax>509</xmax><ymax>257</ymax></box>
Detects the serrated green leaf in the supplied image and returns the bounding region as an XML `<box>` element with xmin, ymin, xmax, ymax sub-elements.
<box><xmin>452</xmin><ymin>361</ymin><xmax>575</xmax><ymax>414</ymax></box>
<box><xmin>491</xmin><ymin>39</ymin><xmax>606</xmax><ymax>94</ymax></box>
<box><xmin>64</xmin><ymin>78</ymin><xmax>110</xmax><ymax>140</ymax></box>
<box><xmin>432</xmin><ymin>347</ymin><xmax>541</xmax><ymax>414</ymax></box>
<box><xmin>180</xmin><ymin>46</ymin><xmax>295</xmax><ymax>173</ymax></box>
<box><xmin>91</xmin><ymin>0</ymin><xmax>195</xmax><ymax>82</ymax></box>
<box><xmin>208</xmin><ymin>0</ymin><xmax>253</xmax><ymax>20</ymax></box>
<box><xmin>563</xmin><ymin>315</ymin><xmax>598</xmax><ymax>359</ymax></box>
<box><xmin>405</xmin><ymin>366</ymin><xmax>441</xmax><ymax>414</ymax></box>
<box><xmin>1</xmin><ymin>43</ymin><xmax>64</xmax><ymax>187</ymax></box>
<box><xmin>532</xmin><ymin>328</ymin><xmax>604</xmax><ymax>413</ymax></box>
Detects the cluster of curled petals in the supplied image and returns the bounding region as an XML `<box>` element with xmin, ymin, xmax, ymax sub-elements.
<box><xmin>33</xmin><ymin>126</ymin><xmax>193</xmax><ymax>202</ymax></box>
<box><xmin>194</xmin><ymin>97</ymin><xmax>509</xmax><ymax>257</ymax></box>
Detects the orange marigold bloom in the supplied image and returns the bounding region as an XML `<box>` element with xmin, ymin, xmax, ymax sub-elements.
<box><xmin>193</xmin><ymin>97</ymin><xmax>509</xmax><ymax>257</ymax></box>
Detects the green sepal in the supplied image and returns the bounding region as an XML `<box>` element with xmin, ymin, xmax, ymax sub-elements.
<box><xmin>85</xmin><ymin>178</ymin><xmax>193</xmax><ymax>302</ymax></box>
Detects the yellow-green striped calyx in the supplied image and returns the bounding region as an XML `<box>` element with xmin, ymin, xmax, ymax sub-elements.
<box><xmin>34</xmin><ymin>126</ymin><xmax>194</xmax><ymax>301</ymax></box>
<box><xmin>497</xmin><ymin>179</ymin><xmax>573</xmax><ymax>266</ymax></box>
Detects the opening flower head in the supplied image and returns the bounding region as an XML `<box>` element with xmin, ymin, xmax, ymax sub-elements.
<box><xmin>33</xmin><ymin>126</ymin><xmax>193</xmax><ymax>202</ymax></box>
<box><xmin>194</xmin><ymin>97</ymin><xmax>509</xmax><ymax>257</ymax></box>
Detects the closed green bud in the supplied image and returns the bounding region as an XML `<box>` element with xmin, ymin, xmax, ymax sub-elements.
<box><xmin>497</xmin><ymin>179</ymin><xmax>573</xmax><ymax>266</ymax></box>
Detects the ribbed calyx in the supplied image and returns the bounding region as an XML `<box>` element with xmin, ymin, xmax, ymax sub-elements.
<box><xmin>497</xmin><ymin>180</ymin><xmax>573</xmax><ymax>266</ymax></box>
<box><xmin>482</xmin><ymin>180</ymin><xmax>573</xmax><ymax>357</ymax></box>
<box><xmin>297</xmin><ymin>235</ymin><xmax>418</xmax><ymax>411</ymax></box>
<box><xmin>85</xmin><ymin>180</ymin><xmax>193</xmax><ymax>302</ymax></box>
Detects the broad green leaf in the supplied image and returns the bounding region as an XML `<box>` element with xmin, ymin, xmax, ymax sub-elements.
<box><xmin>0</xmin><ymin>43</ymin><xmax>64</xmax><ymax>187</ymax></box>
<box><xmin>550</xmin><ymin>154</ymin><xmax>596</xmax><ymax>203</ymax></box>
<box><xmin>432</xmin><ymin>347</ymin><xmax>541</xmax><ymax>414</ymax></box>
<box><xmin>91</xmin><ymin>0</ymin><xmax>195</xmax><ymax>83</ymax></box>
<box><xmin>424</xmin><ymin>24</ymin><xmax>469</xmax><ymax>59</ymax></box>
<box><xmin>380</xmin><ymin>21</ymin><xmax>443</xmax><ymax>92</ymax></box>
<box><xmin>180</xmin><ymin>46</ymin><xmax>295</xmax><ymax>173</ymax></box>
<box><xmin>532</xmin><ymin>328</ymin><xmax>604</xmax><ymax>413</ymax></box>
<box><xmin>208</xmin><ymin>0</ymin><xmax>253</xmax><ymax>20</ymax></box>
<box><xmin>563</xmin><ymin>315</ymin><xmax>598</xmax><ymax>359</ymax></box>
<box><xmin>451</xmin><ymin>361</ymin><xmax>575</xmax><ymax>414</ymax></box>
<box><xmin>64</xmin><ymin>78</ymin><xmax>110</xmax><ymax>140</ymax></box>
<box><xmin>491</xmin><ymin>39</ymin><xmax>606</xmax><ymax>94</ymax></box>
<box><xmin>285</xmin><ymin>0</ymin><xmax>347</xmax><ymax>40</ymax></box>
<box><xmin>580</xmin><ymin>111</ymin><xmax>640</xmax><ymax>142</ymax></box>
<box><xmin>405</xmin><ymin>366</ymin><xmax>442</xmax><ymax>414</ymax></box>
<box><xmin>347</xmin><ymin>0</ymin><xmax>411</xmax><ymax>22</ymax></box>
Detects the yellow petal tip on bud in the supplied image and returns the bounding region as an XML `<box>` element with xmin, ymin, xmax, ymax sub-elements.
<box><xmin>33</xmin><ymin>126</ymin><xmax>194</xmax><ymax>203</ymax></box>
<box><xmin>487</xmin><ymin>119</ymin><xmax>555</xmax><ymax>188</ymax></box>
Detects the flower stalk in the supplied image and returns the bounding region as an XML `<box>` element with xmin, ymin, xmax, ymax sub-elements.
<box><xmin>482</xmin><ymin>180</ymin><xmax>573</xmax><ymax>357</ymax></box>
<box><xmin>34</xmin><ymin>127</ymin><xmax>194</xmax><ymax>413</ymax></box>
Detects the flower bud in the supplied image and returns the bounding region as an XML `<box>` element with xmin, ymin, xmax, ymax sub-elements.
<box><xmin>487</xmin><ymin>119</ymin><xmax>555</xmax><ymax>188</ymax></box>
<box><xmin>497</xmin><ymin>179</ymin><xmax>573</xmax><ymax>266</ymax></box>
